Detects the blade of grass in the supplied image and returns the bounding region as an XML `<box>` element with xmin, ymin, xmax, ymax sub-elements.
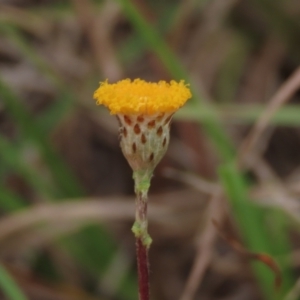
<box><xmin>219</xmin><ymin>163</ymin><xmax>275</xmax><ymax>299</ymax></box>
<box><xmin>61</xmin><ymin>225</ymin><xmax>117</xmax><ymax>276</ymax></box>
<box><xmin>0</xmin><ymin>136</ymin><xmax>58</xmax><ymax>198</ymax></box>
<box><xmin>0</xmin><ymin>78</ymin><xmax>82</xmax><ymax>198</ymax></box>
<box><xmin>0</xmin><ymin>264</ymin><xmax>28</xmax><ymax>300</ymax></box>
<box><xmin>219</xmin><ymin>162</ymin><xmax>292</xmax><ymax>299</ymax></box>
<box><xmin>118</xmin><ymin>270</ymin><xmax>138</xmax><ymax>300</ymax></box>
<box><xmin>0</xmin><ymin>186</ymin><xmax>27</xmax><ymax>212</ymax></box>
<box><xmin>176</xmin><ymin>104</ymin><xmax>300</xmax><ymax>126</ymax></box>
<box><xmin>268</xmin><ymin>208</ymin><xmax>294</xmax><ymax>295</ymax></box>
<box><xmin>36</xmin><ymin>91</ymin><xmax>75</xmax><ymax>135</ymax></box>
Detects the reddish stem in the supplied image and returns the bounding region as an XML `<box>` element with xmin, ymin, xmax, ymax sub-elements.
<box><xmin>136</xmin><ymin>237</ymin><xmax>150</xmax><ymax>300</ymax></box>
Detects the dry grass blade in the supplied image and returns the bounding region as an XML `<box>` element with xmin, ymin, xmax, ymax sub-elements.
<box><xmin>162</xmin><ymin>170</ymin><xmax>226</xmax><ymax>300</ymax></box>
<box><xmin>239</xmin><ymin>66</ymin><xmax>300</xmax><ymax>166</ymax></box>
<box><xmin>0</xmin><ymin>199</ymin><xmax>172</xmax><ymax>242</ymax></box>
<box><xmin>163</xmin><ymin>168</ymin><xmax>219</xmax><ymax>195</ymax></box>
<box><xmin>0</xmin><ymin>191</ymin><xmax>199</xmax><ymax>241</ymax></box>
<box><xmin>179</xmin><ymin>190</ymin><xmax>224</xmax><ymax>300</ymax></box>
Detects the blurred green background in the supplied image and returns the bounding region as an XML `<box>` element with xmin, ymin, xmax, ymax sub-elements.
<box><xmin>1</xmin><ymin>0</ymin><xmax>300</xmax><ymax>299</ymax></box>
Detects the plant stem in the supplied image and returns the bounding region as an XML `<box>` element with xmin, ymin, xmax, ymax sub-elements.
<box><xmin>132</xmin><ymin>170</ymin><xmax>152</xmax><ymax>300</ymax></box>
<box><xmin>133</xmin><ymin>190</ymin><xmax>151</xmax><ymax>300</ymax></box>
<box><xmin>136</xmin><ymin>237</ymin><xmax>150</xmax><ymax>300</ymax></box>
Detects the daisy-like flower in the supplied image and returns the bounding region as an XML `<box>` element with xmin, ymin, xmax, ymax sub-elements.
<box><xmin>94</xmin><ymin>78</ymin><xmax>191</xmax><ymax>300</ymax></box>
<box><xmin>94</xmin><ymin>78</ymin><xmax>191</xmax><ymax>174</ymax></box>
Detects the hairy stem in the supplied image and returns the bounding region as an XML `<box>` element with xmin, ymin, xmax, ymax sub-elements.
<box><xmin>136</xmin><ymin>237</ymin><xmax>150</xmax><ymax>300</ymax></box>
<box><xmin>132</xmin><ymin>170</ymin><xmax>152</xmax><ymax>300</ymax></box>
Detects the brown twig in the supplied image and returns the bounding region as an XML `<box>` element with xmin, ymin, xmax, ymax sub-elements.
<box><xmin>212</xmin><ymin>219</ymin><xmax>282</xmax><ymax>290</ymax></box>
<box><xmin>179</xmin><ymin>190</ymin><xmax>224</xmax><ymax>300</ymax></box>
<box><xmin>163</xmin><ymin>168</ymin><xmax>219</xmax><ymax>195</ymax></box>
<box><xmin>238</xmin><ymin>66</ymin><xmax>300</xmax><ymax>167</ymax></box>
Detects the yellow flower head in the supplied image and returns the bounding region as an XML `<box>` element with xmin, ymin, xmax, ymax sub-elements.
<box><xmin>93</xmin><ymin>78</ymin><xmax>191</xmax><ymax>115</ymax></box>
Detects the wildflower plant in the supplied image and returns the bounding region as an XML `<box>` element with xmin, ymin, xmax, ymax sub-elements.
<box><xmin>94</xmin><ymin>78</ymin><xmax>191</xmax><ymax>300</ymax></box>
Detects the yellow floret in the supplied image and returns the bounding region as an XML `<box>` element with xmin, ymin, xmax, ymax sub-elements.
<box><xmin>93</xmin><ymin>79</ymin><xmax>192</xmax><ymax>115</ymax></box>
